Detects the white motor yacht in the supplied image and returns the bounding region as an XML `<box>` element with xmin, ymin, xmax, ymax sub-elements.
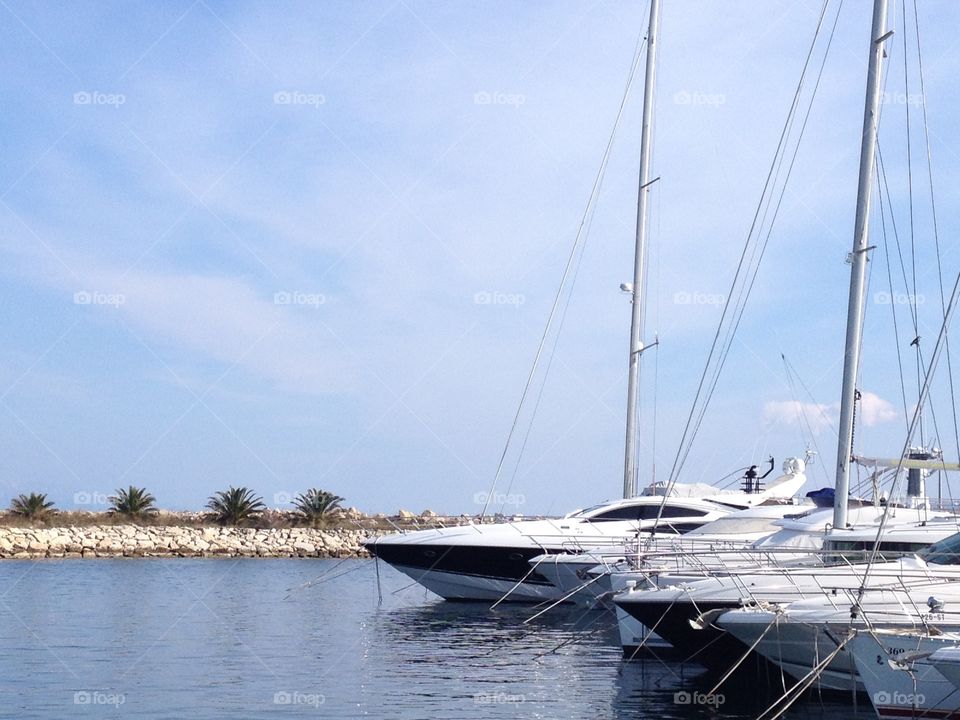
<box><xmin>365</xmin><ymin>466</ymin><xmax>806</xmax><ymax>602</ymax></box>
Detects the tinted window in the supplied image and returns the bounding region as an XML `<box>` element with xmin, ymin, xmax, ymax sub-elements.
<box><xmin>831</xmin><ymin>540</ymin><xmax>929</xmax><ymax>554</ymax></box>
<box><xmin>920</xmin><ymin>532</ymin><xmax>960</xmax><ymax>565</ymax></box>
<box><xmin>589</xmin><ymin>505</ymin><xmax>709</xmax><ymax>522</ymax></box>
<box><xmin>824</xmin><ymin>539</ymin><xmax>934</xmax><ymax>564</ymax></box>
<box><xmin>658</xmin><ymin>506</ymin><xmax>709</xmax><ymax>519</ymax></box>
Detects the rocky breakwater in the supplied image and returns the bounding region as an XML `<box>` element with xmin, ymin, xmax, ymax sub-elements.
<box><xmin>0</xmin><ymin>525</ymin><xmax>371</xmax><ymax>559</ymax></box>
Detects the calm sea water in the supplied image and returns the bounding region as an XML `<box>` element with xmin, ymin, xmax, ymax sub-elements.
<box><xmin>0</xmin><ymin>559</ymin><xmax>872</xmax><ymax>719</ymax></box>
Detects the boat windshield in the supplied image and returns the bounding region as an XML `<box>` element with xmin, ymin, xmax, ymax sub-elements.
<box><xmin>918</xmin><ymin>532</ymin><xmax>960</xmax><ymax>565</ymax></box>
<box><xmin>565</xmin><ymin>502</ymin><xmax>616</xmax><ymax>519</ymax></box>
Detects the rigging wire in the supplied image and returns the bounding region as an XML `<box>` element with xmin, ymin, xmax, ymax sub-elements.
<box><xmin>677</xmin><ymin>0</ymin><xmax>842</xmax><ymax>484</ymax></box>
<box><xmin>900</xmin><ymin>0</ymin><xmax>925</xmax><ymax>445</ymax></box>
<box><xmin>689</xmin><ymin>0</ymin><xmax>846</xmax><ymax>466</ymax></box>
<box><xmin>479</xmin><ymin>21</ymin><xmax>650</xmax><ymax>517</ymax></box>
<box><xmin>781</xmin><ymin>354</ymin><xmax>831</xmax><ymax>486</ymax></box>
<box><xmin>501</xmin><ymin>22</ymin><xmax>650</xmax><ymax>511</ymax></box>
<box><xmin>665</xmin><ymin>0</ymin><xmax>841</xmax><ymax>490</ymax></box>
<box><xmin>875</xmin><ymin>148</ymin><xmax>911</xmax><ymax>427</ymax></box>
<box><xmin>912</xmin><ymin>0</ymin><xmax>960</xmax><ymax>482</ymax></box>
<box><xmin>499</xmin><ymin>162</ymin><xmax>598</xmax><ymax>511</ymax></box>
<box><xmin>858</xmin><ymin>269</ymin><xmax>960</xmax><ymax>592</ymax></box>
<box><xmin>641</xmin><ymin>0</ymin><xmax>841</xmax><ymax>531</ymax></box>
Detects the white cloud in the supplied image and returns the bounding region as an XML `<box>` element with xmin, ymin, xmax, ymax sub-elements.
<box><xmin>24</xmin><ymin>251</ymin><xmax>359</xmax><ymax>398</ymax></box>
<box><xmin>763</xmin><ymin>400</ymin><xmax>838</xmax><ymax>435</ymax></box>
<box><xmin>763</xmin><ymin>391</ymin><xmax>897</xmax><ymax>435</ymax></box>
<box><xmin>858</xmin><ymin>391</ymin><xmax>898</xmax><ymax>427</ymax></box>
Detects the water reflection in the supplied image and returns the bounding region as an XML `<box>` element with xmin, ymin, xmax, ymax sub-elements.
<box><xmin>0</xmin><ymin>558</ymin><xmax>880</xmax><ymax>719</ymax></box>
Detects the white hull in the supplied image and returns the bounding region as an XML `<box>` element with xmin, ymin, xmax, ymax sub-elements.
<box><xmin>534</xmin><ymin>556</ymin><xmax>620</xmax><ymax>606</ymax></box>
<box><xmin>850</xmin><ymin>630</ymin><xmax>960</xmax><ymax>719</ymax></box>
<box><xmin>720</xmin><ymin>613</ymin><xmax>862</xmax><ymax>692</ymax></box>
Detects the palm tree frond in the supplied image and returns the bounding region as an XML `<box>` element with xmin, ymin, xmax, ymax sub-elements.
<box><xmin>206</xmin><ymin>486</ymin><xmax>265</xmax><ymax>526</ymax></box>
<box><xmin>10</xmin><ymin>493</ymin><xmax>56</xmax><ymax>519</ymax></box>
<box><xmin>109</xmin><ymin>486</ymin><xmax>158</xmax><ymax>517</ymax></box>
<box><xmin>292</xmin><ymin>489</ymin><xmax>344</xmax><ymax>527</ymax></box>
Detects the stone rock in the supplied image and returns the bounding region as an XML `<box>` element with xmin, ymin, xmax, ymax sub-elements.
<box><xmin>0</xmin><ymin>520</ymin><xmax>433</xmax><ymax>560</ymax></box>
<box><xmin>47</xmin><ymin>536</ymin><xmax>70</xmax><ymax>550</ymax></box>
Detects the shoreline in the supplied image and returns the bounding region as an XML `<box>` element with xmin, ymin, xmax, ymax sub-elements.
<box><xmin>0</xmin><ymin>510</ymin><xmax>541</xmax><ymax>559</ymax></box>
<box><xmin>0</xmin><ymin>525</ymin><xmax>376</xmax><ymax>559</ymax></box>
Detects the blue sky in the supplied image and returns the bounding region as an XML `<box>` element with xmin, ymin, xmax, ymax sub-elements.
<box><xmin>1</xmin><ymin>0</ymin><xmax>959</xmax><ymax>514</ymax></box>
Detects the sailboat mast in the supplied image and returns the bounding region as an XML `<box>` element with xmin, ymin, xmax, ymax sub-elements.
<box><xmin>833</xmin><ymin>0</ymin><xmax>890</xmax><ymax>529</ymax></box>
<box><xmin>622</xmin><ymin>0</ymin><xmax>660</xmax><ymax>499</ymax></box>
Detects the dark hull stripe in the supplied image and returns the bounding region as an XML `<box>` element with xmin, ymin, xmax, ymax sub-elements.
<box><xmin>615</xmin><ymin>599</ymin><xmax>746</xmax><ymax>665</ymax></box>
<box><xmin>365</xmin><ymin>542</ymin><xmax>563</xmax><ymax>585</ymax></box>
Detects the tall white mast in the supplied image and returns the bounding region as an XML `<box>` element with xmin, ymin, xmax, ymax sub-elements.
<box><xmin>623</xmin><ymin>0</ymin><xmax>661</xmax><ymax>499</ymax></box>
<box><xmin>833</xmin><ymin>0</ymin><xmax>891</xmax><ymax>529</ymax></box>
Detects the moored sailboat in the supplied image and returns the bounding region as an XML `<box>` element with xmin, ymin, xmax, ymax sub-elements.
<box><xmin>366</xmin><ymin>0</ymin><xmax>800</xmax><ymax>603</ymax></box>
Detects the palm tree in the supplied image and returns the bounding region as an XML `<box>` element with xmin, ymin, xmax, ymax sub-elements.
<box><xmin>206</xmin><ymin>486</ymin><xmax>265</xmax><ymax>526</ymax></box>
<box><xmin>10</xmin><ymin>493</ymin><xmax>55</xmax><ymax>520</ymax></box>
<box><xmin>292</xmin><ymin>489</ymin><xmax>344</xmax><ymax>528</ymax></box>
<box><xmin>109</xmin><ymin>486</ymin><xmax>158</xmax><ymax>518</ymax></box>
